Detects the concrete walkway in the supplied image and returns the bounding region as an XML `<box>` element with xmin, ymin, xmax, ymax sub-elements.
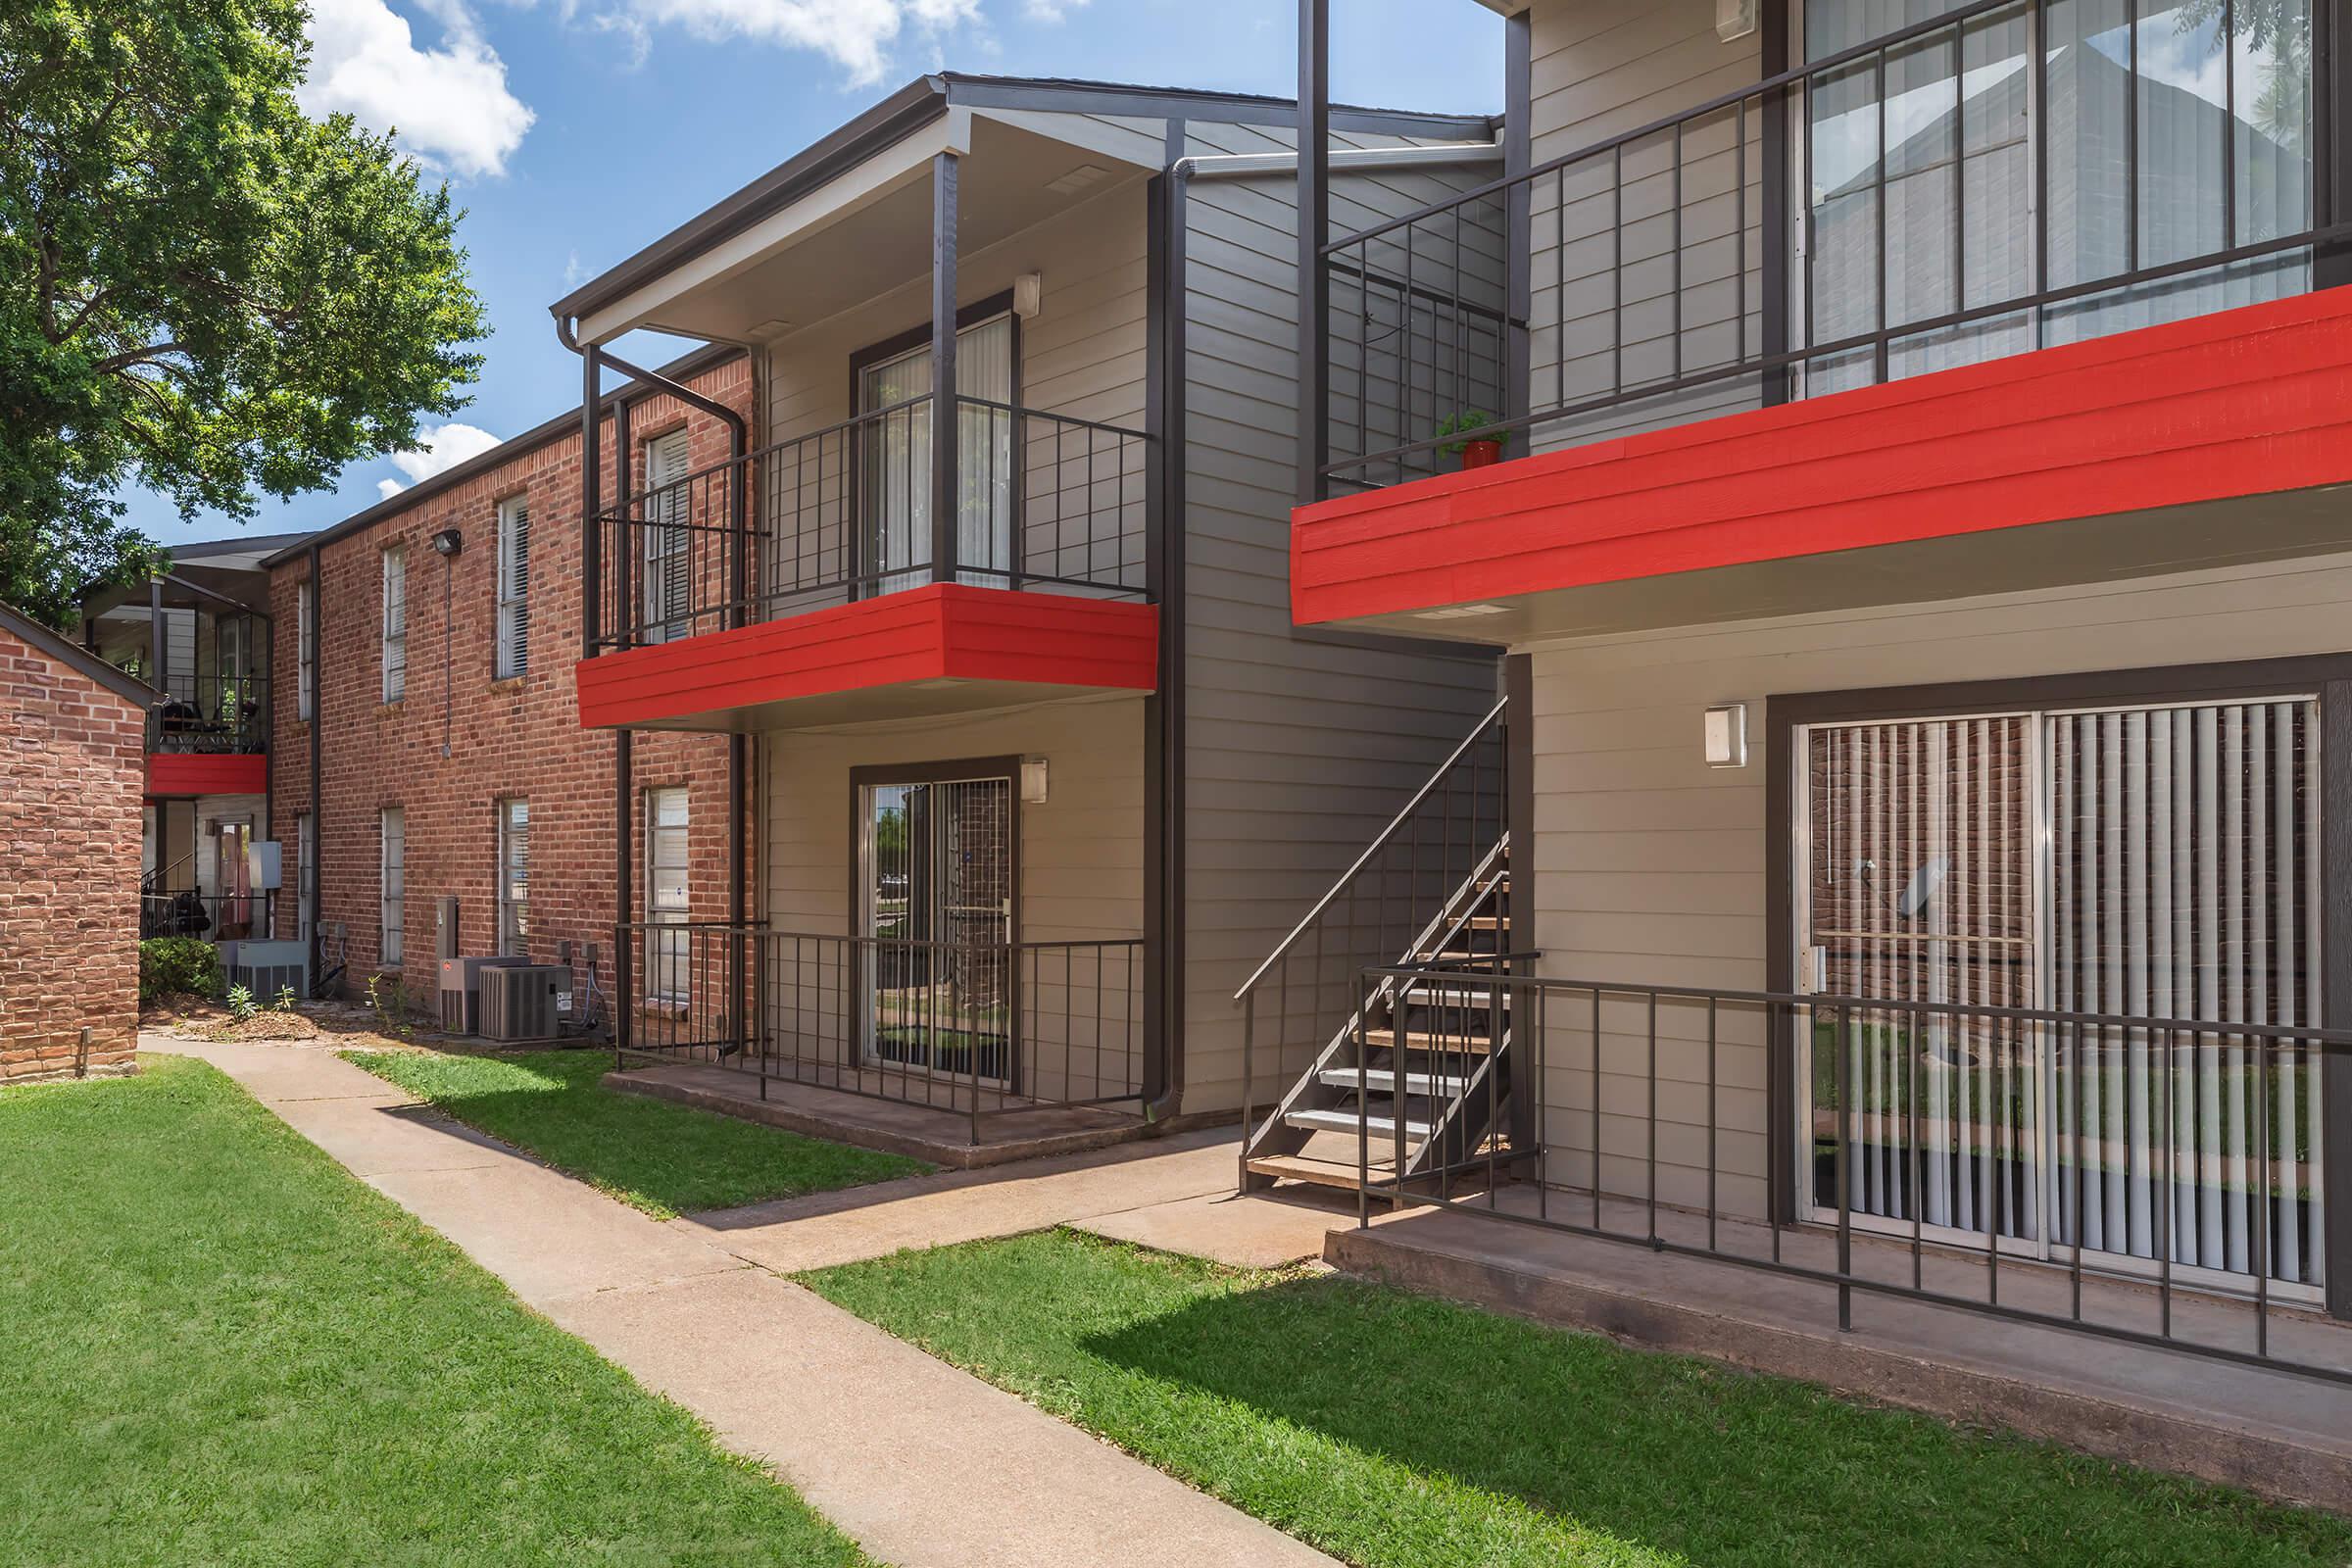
<box><xmin>154</xmin><ymin>1038</ymin><xmax>1338</xmax><ymax>1568</ymax></box>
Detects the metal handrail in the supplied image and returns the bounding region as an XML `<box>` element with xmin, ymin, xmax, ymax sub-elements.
<box><xmin>1234</xmin><ymin>696</ymin><xmax>1507</xmax><ymax>1001</ymax></box>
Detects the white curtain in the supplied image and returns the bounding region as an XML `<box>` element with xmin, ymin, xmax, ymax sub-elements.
<box><xmin>858</xmin><ymin>314</ymin><xmax>1014</xmax><ymax>593</ymax></box>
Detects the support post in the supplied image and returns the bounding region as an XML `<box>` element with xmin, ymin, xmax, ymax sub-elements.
<box><xmin>148</xmin><ymin>576</ymin><xmax>165</xmax><ymax>698</ymax></box>
<box><xmin>1502</xmin><ymin>9</ymin><xmax>1533</xmax><ymax>425</ymax></box>
<box><xmin>2322</xmin><ymin>0</ymin><xmax>2352</xmax><ymax>289</ymax></box>
<box><xmin>931</xmin><ymin>151</ymin><xmax>961</xmax><ymax>584</ymax></box>
<box><xmin>1759</xmin><ymin>0</ymin><xmax>1791</xmax><ymax>406</ymax></box>
<box><xmin>1296</xmin><ymin>0</ymin><xmax>1330</xmax><ymax>505</ymax></box>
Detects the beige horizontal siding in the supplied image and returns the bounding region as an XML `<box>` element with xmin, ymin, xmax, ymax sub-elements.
<box><xmin>1523</xmin><ymin>547</ymin><xmax>2352</xmax><ymax>1216</ymax></box>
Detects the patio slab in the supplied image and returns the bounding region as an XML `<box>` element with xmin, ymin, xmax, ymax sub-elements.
<box><xmin>1327</xmin><ymin>1190</ymin><xmax>2352</xmax><ymax>1514</ymax></box>
<box><xmin>1075</xmin><ymin>1186</ymin><xmax>1379</xmax><ymax>1269</ymax></box>
<box><xmin>605</xmin><ymin>1058</ymin><xmax>1178</xmax><ymax>1168</ymax></box>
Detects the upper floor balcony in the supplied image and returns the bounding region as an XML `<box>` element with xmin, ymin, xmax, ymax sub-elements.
<box><xmin>563</xmin><ymin>93</ymin><xmax>1163</xmax><ymax>732</ymax></box>
<box><xmin>1292</xmin><ymin>0</ymin><xmax>2352</xmax><ymax>640</ymax></box>
<box><xmin>80</xmin><ymin>547</ymin><xmax>277</xmax><ymax>796</ymax></box>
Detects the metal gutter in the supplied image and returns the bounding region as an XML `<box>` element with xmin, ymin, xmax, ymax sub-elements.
<box><xmin>1173</xmin><ymin>142</ymin><xmax>1503</xmax><ymax>180</ymax></box>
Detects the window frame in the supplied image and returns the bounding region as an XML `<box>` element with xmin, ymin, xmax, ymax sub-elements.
<box><xmin>379</xmin><ymin>806</ymin><xmax>406</xmax><ymax>969</ymax></box>
<box><xmin>644</xmin><ymin>786</ymin><xmax>691</xmax><ymax>1005</ymax></box>
<box><xmin>381</xmin><ymin>543</ymin><xmax>408</xmax><ymax>704</ymax></box>
<box><xmin>496</xmin><ymin>493</ymin><xmax>531</xmax><ymax>679</ymax></box>
<box><xmin>495</xmin><ymin>797</ymin><xmax>529</xmax><ymax>958</ymax></box>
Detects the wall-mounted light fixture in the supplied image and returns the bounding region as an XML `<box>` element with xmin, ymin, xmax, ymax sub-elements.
<box><xmin>1716</xmin><ymin>0</ymin><xmax>1757</xmax><ymax>41</ymax></box>
<box><xmin>431</xmin><ymin>527</ymin><xmax>464</xmax><ymax>557</ymax></box>
<box><xmin>1013</xmin><ymin>271</ymin><xmax>1044</xmax><ymax>319</ymax></box>
<box><xmin>1020</xmin><ymin>756</ymin><xmax>1050</xmax><ymax>804</ymax></box>
<box><xmin>1703</xmin><ymin>703</ymin><xmax>1748</xmax><ymax>768</ymax></box>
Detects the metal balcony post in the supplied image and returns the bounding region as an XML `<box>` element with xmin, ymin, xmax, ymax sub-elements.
<box><xmin>1296</xmin><ymin>0</ymin><xmax>1329</xmax><ymax>505</ymax></box>
<box><xmin>931</xmin><ymin>151</ymin><xmax>960</xmax><ymax>584</ymax></box>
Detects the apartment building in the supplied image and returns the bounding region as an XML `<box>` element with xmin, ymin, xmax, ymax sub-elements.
<box><xmin>262</xmin><ymin>349</ymin><xmax>754</xmax><ymax>1010</ymax></box>
<box><xmin>1262</xmin><ymin>0</ymin><xmax>2352</xmax><ymax>1390</ymax></box>
<box><xmin>552</xmin><ymin>74</ymin><xmax>1507</xmax><ymax>1131</ymax></box>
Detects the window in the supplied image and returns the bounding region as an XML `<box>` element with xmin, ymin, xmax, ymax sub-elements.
<box><xmin>297</xmin><ymin>580</ymin><xmax>316</xmax><ymax>720</ymax></box>
<box><xmin>643</xmin><ymin>430</ymin><xmax>693</xmax><ymax>641</ymax></box>
<box><xmin>1796</xmin><ymin>695</ymin><xmax>2327</xmax><ymax>1290</ymax></box>
<box><xmin>855</xmin><ymin>312</ymin><xmax>1015</xmax><ymax>596</ymax></box>
<box><xmin>645</xmin><ymin>787</ymin><xmax>690</xmax><ymax>1004</ymax></box>
<box><xmin>496</xmin><ymin>494</ymin><xmax>530</xmax><ymax>678</ymax></box>
<box><xmin>381</xmin><ymin>544</ymin><xmax>407</xmax><ymax>703</ymax></box>
<box><xmin>496</xmin><ymin>798</ymin><xmax>529</xmax><ymax>957</ymax></box>
<box><xmin>297</xmin><ymin>812</ymin><xmax>316</xmax><ymax>940</ymax></box>
<box><xmin>379</xmin><ymin>807</ymin><xmax>406</xmax><ymax>968</ymax></box>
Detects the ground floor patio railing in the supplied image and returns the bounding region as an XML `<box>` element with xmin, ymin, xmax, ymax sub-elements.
<box><xmin>1352</xmin><ymin>965</ymin><xmax>2351</xmax><ymax>1388</ymax></box>
<box><xmin>612</xmin><ymin>921</ymin><xmax>1146</xmax><ymax>1142</ymax></box>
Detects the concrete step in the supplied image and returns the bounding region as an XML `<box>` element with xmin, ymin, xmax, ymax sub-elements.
<box><xmin>1246</xmin><ymin>1152</ymin><xmax>1396</xmax><ymax>1190</ymax></box>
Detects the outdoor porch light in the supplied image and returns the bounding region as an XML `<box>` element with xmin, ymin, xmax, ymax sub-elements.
<box><xmin>1702</xmin><ymin>703</ymin><xmax>1748</xmax><ymax>768</ymax></box>
<box><xmin>1716</xmin><ymin>0</ymin><xmax>1757</xmax><ymax>41</ymax></box>
<box><xmin>1020</xmin><ymin>756</ymin><xmax>1050</xmax><ymax>805</ymax></box>
<box><xmin>1013</xmin><ymin>271</ymin><xmax>1044</xmax><ymax>319</ymax></box>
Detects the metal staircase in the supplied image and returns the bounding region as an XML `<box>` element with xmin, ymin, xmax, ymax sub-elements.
<box><xmin>1236</xmin><ymin>698</ymin><xmax>1530</xmax><ymax>1197</ymax></box>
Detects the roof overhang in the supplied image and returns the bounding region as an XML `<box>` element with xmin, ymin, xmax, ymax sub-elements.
<box><xmin>1292</xmin><ymin>286</ymin><xmax>2352</xmax><ymax>645</ymax></box>
<box><xmin>575</xmin><ymin>584</ymin><xmax>1157</xmax><ymax>733</ymax></box>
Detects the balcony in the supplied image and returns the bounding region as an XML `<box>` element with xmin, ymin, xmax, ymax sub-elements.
<box><xmin>577</xmin><ymin>392</ymin><xmax>1157</xmax><ymax>732</ymax></box>
<box><xmin>1294</xmin><ymin>0</ymin><xmax>2352</xmax><ymax>639</ymax></box>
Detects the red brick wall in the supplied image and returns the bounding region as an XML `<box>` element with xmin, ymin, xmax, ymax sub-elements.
<box><xmin>269</xmin><ymin>356</ymin><xmax>756</xmax><ymax>1015</ymax></box>
<box><xmin>0</xmin><ymin>627</ymin><xmax>145</xmax><ymax>1081</ymax></box>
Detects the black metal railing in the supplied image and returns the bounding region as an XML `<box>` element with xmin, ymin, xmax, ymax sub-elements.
<box><xmin>592</xmin><ymin>393</ymin><xmax>1152</xmax><ymax>650</ymax></box>
<box><xmin>149</xmin><ymin>673</ymin><xmax>269</xmax><ymax>754</ymax></box>
<box><xmin>1351</xmin><ymin>966</ymin><xmax>2350</xmax><ymax>1388</ymax></box>
<box><xmin>1316</xmin><ymin>0</ymin><xmax>2337</xmax><ymax>491</ymax></box>
<box><xmin>1236</xmin><ymin>697</ymin><xmax>1510</xmax><ymax>1176</ymax></box>
<box><xmin>611</xmin><ymin>921</ymin><xmax>1147</xmax><ymax>1142</ymax></box>
<box><xmin>140</xmin><ymin>889</ymin><xmax>276</xmax><ymax>943</ymax></box>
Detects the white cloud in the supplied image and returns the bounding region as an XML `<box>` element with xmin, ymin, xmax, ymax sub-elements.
<box><xmin>1023</xmin><ymin>0</ymin><xmax>1086</xmax><ymax>19</ymax></box>
<box><xmin>376</xmin><ymin>422</ymin><xmax>506</xmax><ymax>498</ymax></box>
<box><xmin>299</xmin><ymin>0</ymin><xmax>536</xmax><ymax>177</ymax></box>
<box><xmin>623</xmin><ymin>0</ymin><xmax>982</xmax><ymax>86</ymax></box>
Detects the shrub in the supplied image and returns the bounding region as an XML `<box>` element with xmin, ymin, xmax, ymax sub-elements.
<box><xmin>139</xmin><ymin>938</ymin><xmax>221</xmax><ymax>1005</ymax></box>
<box><xmin>226</xmin><ymin>984</ymin><xmax>257</xmax><ymax>1022</ymax></box>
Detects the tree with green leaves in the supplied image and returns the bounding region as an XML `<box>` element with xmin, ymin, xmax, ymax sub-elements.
<box><xmin>1</xmin><ymin>0</ymin><xmax>489</xmax><ymax>626</ymax></box>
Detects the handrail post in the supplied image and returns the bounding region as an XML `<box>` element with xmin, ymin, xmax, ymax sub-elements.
<box><xmin>1297</xmin><ymin>0</ymin><xmax>1330</xmax><ymax>506</ymax></box>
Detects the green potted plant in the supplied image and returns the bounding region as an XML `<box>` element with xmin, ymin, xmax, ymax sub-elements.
<box><xmin>1437</xmin><ymin>409</ymin><xmax>1510</xmax><ymax>471</ymax></box>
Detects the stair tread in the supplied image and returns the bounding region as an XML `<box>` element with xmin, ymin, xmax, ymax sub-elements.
<box><xmin>1358</xmin><ymin>1027</ymin><xmax>1496</xmax><ymax>1055</ymax></box>
<box><xmin>1285</xmin><ymin>1106</ymin><xmax>1433</xmax><ymax>1139</ymax></box>
<box><xmin>1246</xmin><ymin>1152</ymin><xmax>1396</xmax><ymax>1190</ymax></box>
<box><xmin>1317</xmin><ymin>1066</ymin><xmax>1471</xmax><ymax>1096</ymax></box>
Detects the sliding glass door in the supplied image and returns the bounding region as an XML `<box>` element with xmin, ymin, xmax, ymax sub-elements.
<box><xmin>858</xmin><ymin>771</ymin><xmax>1014</xmax><ymax>1086</ymax></box>
<box><xmin>1797</xmin><ymin>698</ymin><xmax>2328</xmax><ymax>1295</ymax></box>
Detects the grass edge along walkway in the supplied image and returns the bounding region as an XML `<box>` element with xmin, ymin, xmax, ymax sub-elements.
<box><xmin>801</xmin><ymin>1227</ymin><xmax>2352</xmax><ymax>1568</ymax></box>
<box><xmin>0</xmin><ymin>1055</ymin><xmax>872</xmax><ymax>1568</ymax></box>
<box><xmin>343</xmin><ymin>1045</ymin><xmax>926</xmax><ymax>1218</ymax></box>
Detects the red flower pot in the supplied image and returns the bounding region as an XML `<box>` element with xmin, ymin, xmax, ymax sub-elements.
<box><xmin>1459</xmin><ymin>439</ymin><xmax>1502</xmax><ymax>470</ymax></box>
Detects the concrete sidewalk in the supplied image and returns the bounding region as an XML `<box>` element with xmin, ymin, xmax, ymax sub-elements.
<box><xmin>155</xmin><ymin>1038</ymin><xmax>1339</xmax><ymax>1568</ymax></box>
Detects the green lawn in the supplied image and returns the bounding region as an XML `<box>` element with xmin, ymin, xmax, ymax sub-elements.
<box><xmin>804</xmin><ymin>1229</ymin><xmax>2352</xmax><ymax>1568</ymax></box>
<box><xmin>0</xmin><ymin>1056</ymin><xmax>869</xmax><ymax>1567</ymax></box>
<box><xmin>343</xmin><ymin>1048</ymin><xmax>925</xmax><ymax>1218</ymax></box>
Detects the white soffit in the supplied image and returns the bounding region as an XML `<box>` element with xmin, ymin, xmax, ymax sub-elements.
<box><xmin>580</xmin><ymin>108</ymin><xmax>974</xmax><ymax>345</ymax></box>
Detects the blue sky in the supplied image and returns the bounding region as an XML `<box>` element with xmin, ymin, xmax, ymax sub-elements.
<box><xmin>129</xmin><ymin>0</ymin><xmax>1502</xmax><ymax>549</ymax></box>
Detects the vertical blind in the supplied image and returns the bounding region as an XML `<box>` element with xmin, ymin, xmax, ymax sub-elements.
<box><xmin>497</xmin><ymin>495</ymin><xmax>530</xmax><ymax>677</ymax></box>
<box><xmin>1806</xmin><ymin>699</ymin><xmax>2327</xmax><ymax>1290</ymax></box>
<box><xmin>380</xmin><ymin>807</ymin><xmax>406</xmax><ymax>968</ymax></box>
<box><xmin>644</xmin><ymin>430</ymin><xmax>693</xmax><ymax>639</ymax></box>
<box><xmin>857</xmin><ymin>315</ymin><xmax>1015</xmax><ymax>594</ymax></box>
<box><xmin>381</xmin><ymin>545</ymin><xmax>407</xmax><ymax>703</ymax></box>
<box><xmin>2048</xmin><ymin>703</ymin><xmax>2326</xmax><ymax>1286</ymax></box>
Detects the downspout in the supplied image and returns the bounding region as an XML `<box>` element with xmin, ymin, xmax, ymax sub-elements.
<box><xmin>307</xmin><ymin>542</ymin><xmax>322</xmax><ymax>989</ymax></box>
<box><xmin>557</xmin><ymin>317</ymin><xmax>753</xmax><ymax>1037</ymax></box>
